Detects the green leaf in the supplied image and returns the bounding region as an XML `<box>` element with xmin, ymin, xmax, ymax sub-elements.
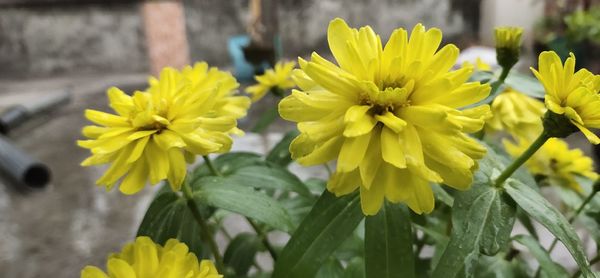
<box><xmin>252</xmin><ymin>105</ymin><xmax>279</xmax><ymax>133</ymax></box>
<box><xmin>315</xmin><ymin>259</ymin><xmax>345</xmax><ymax>278</ymax></box>
<box><xmin>192</xmin><ymin>152</ymin><xmax>264</xmax><ymax>179</ymax></box>
<box><xmin>432</xmin><ymin>184</ymin><xmax>454</xmax><ymax>207</ymax></box>
<box><xmin>513</xmin><ymin>234</ymin><xmax>569</xmax><ymax>278</ymax></box>
<box><xmin>136</xmin><ymin>192</ymin><xmax>209</xmax><ymax>258</ymax></box>
<box><xmin>365</xmin><ymin>202</ymin><xmax>415</xmax><ymax>278</ymax></box>
<box><xmin>281</xmin><ymin>195</ymin><xmax>317</xmax><ymax>228</ymax></box>
<box><xmin>432</xmin><ymin>178</ymin><xmax>516</xmax><ymax>277</ymax></box>
<box><xmin>227</xmin><ymin>165</ymin><xmax>312</xmax><ymax>198</ymax></box>
<box><xmin>266</xmin><ymin>129</ymin><xmax>299</xmax><ymax>167</ymax></box>
<box><xmin>273</xmin><ymin>191</ymin><xmax>364</xmax><ymax>278</ymax></box>
<box><xmin>517</xmin><ymin>208</ymin><xmax>539</xmax><ymax>240</ymax></box>
<box><xmin>503</xmin><ymin>71</ymin><xmax>545</xmax><ymax>99</ymax></box>
<box><xmin>192</xmin><ymin>176</ymin><xmax>294</xmax><ymax>232</ymax></box>
<box><xmin>505</xmin><ymin>179</ymin><xmax>593</xmax><ymax>277</ymax></box>
<box><xmin>344</xmin><ymin>257</ymin><xmax>366</xmax><ymax>278</ymax></box>
<box><xmin>224</xmin><ymin>233</ymin><xmax>261</xmax><ymax>276</ymax></box>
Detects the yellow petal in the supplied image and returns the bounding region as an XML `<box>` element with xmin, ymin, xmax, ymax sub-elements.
<box><xmin>107</xmin><ymin>258</ymin><xmax>136</xmax><ymax>278</ymax></box>
<box><xmin>145</xmin><ymin>141</ymin><xmax>170</xmax><ymax>185</ymax></box>
<box><xmin>359</xmin><ymin>128</ymin><xmax>382</xmax><ymax>189</ymax></box>
<box><xmin>573</xmin><ymin>121</ymin><xmax>600</xmax><ymax>144</ymax></box>
<box><xmin>405</xmin><ymin>177</ymin><xmax>434</xmax><ymax>214</ymax></box>
<box><xmin>154</xmin><ymin>130</ymin><xmax>186</xmax><ymax>150</ymax></box>
<box><xmin>337</xmin><ymin>132</ymin><xmax>371</xmax><ymax>172</ymax></box>
<box><xmin>360</xmin><ymin>183</ymin><xmax>385</xmax><ymax>216</ymax></box>
<box><xmin>374</xmin><ymin>111</ymin><xmax>406</xmax><ymax>133</ymax></box>
<box><xmin>81</xmin><ymin>266</ymin><xmax>109</xmax><ymax>278</ymax></box>
<box><xmin>85</xmin><ymin>109</ymin><xmax>129</xmax><ymax>127</ymax></box>
<box><xmin>167</xmin><ymin>149</ymin><xmax>187</xmax><ymax>191</ymax></box>
<box><xmin>119</xmin><ymin>159</ymin><xmax>149</xmax><ymax>195</ymax></box>
<box><xmin>381</xmin><ymin>127</ymin><xmax>406</xmax><ymax>168</ymax></box>
<box><xmin>296</xmin><ymin>136</ymin><xmax>344</xmax><ymax>166</ymax></box>
<box><xmin>327</xmin><ymin>169</ymin><xmax>360</xmax><ymax>196</ymax></box>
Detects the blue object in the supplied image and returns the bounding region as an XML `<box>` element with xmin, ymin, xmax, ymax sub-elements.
<box><xmin>227</xmin><ymin>35</ymin><xmax>282</xmax><ymax>82</ymax></box>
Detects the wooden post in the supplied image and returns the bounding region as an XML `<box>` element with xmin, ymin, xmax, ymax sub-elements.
<box><xmin>141</xmin><ymin>0</ymin><xmax>190</xmax><ymax>76</ymax></box>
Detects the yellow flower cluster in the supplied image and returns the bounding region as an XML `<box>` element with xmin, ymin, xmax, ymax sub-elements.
<box><xmin>279</xmin><ymin>18</ymin><xmax>491</xmax><ymax>215</ymax></box>
<box><xmin>505</xmin><ymin>138</ymin><xmax>598</xmax><ymax>192</ymax></box>
<box><xmin>78</xmin><ymin>63</ymin><xmax>250</xmax><ymax>194</ymax></box>
<box><xmin>81</xmin><ymin>237</ymin><xmax>222</xmax><ymax>278</ymax></box>
<box><xmin>532</xmin><ymin>51</ymin><xmax>600</xmax><ymax>143</ymax></box>
<box><xmin>246</xmin><ymin>61</ymin><xmax>296</xmax><ymax>102</ymax></box>
<box><xmin>486</xmin><ymin>88</ymin><xmax>545</xmax><ymax>139</ymax></box>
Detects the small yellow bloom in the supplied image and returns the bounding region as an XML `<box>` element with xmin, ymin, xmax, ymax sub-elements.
<box><xmin>531</xmin><ymin>51</ymin><xmax>600</xmax><ymax>144</ymax></box>
<box><xmin>78</xmin><ymin>63</ymin><xmax>250</xmax><ymax>194</ymax></box>
<box><xmin>504</xmin><ymin>138</ymin><xmax>598</xmax><ymax>192</ymax></box>
<box><xmin>486</xmin><ymin>88</ymin><xmax>545</xmax><ymax>139</ymax></box>
<box><xmin>494</xmin><ymin>27</ymin><xmax>523</xmax><ymax>50</ymax></box>
<box><xmin>246</xmin><ymin>61</ymin><xmax>296</xmax><ymax>102</ymax></box>
<box><xmin>279</xmin><ymin>18</ymin><xmax>491</xmax><ymax>215</ymax></box>
<box><xmin>81</xmin><ymin>236</ymin><xmax>222</xmax><ymax>278</ymax></box>
<box><xmin>476</xmin><ymin>58</ymin><xmax>492</xmax><ymax>71</ymax></box>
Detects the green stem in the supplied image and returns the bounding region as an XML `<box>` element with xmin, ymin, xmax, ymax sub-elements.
<box><xmin>203</xmin><ymin>155</ymin><xmax>222</xmax><ymax>177</ymax></box>
<box><xmin>494</xmin><ymin>131</ymin><xmax>549</xmax><ymax>187</ymax></box>
<box><xmin>247</xmin><ymin>218</ymin><xmax>279</xmax><ymax>260</ymax></box>
<box><xmin>498</xmin><ymin>66</ymin><xmax>511</xmax><ymax>83</ymax></box>
<box><xmin>182</xmin><ymin>181</ymin><xmax>225</xmax><ymax>272</ymax></box>
<box><xmin>202</xmin><ymin>155</ymin><xmax>279</xmax><ymax>262</ymax></box>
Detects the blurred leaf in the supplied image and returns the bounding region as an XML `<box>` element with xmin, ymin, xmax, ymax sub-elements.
<box><xmin>192</xmin><ymin>176</ymin><xmax>294</xmax><ymax>232</ymax></box>
<box><xmin>273</xmin><ymin>191</ymin><xmax>363</xmax><ymax>278</ymax></box>
<box><xmin>504</xmin><ymin>71</ymin><xmax>545</xmax><ymax>99</ymax></box>
<box><xmin>513</xmin><ymin>234</ymin><xmax>569</xmax><ymax>278</ymax></box>
<box><xmin>266</xmin><ymin>129</ymin><xmax>299</xmax><ymax>167</ymax></box>
<box><xmin>344</xmin><ymin>257</ymin><xmax>365</xmax><ymax>278</ymax></box>
<box><xmin>192</xmin><ymin>152</ymin><xmax>265</xmax><ymax>179</ymax></box>
<box><xmin>281</xmin><ymin>194</ymin><xmax>316</xmax><ymax>227</ymax></box>
<box><xmin>334</xmin><ymin>233</ymin><xmax>364</xmax><ymax>261</ymax></box>
<box><xmin>252</xmin><ymin>106</ymin><xmax>279</xmax><ymax>133</ymax></box>
<box><xmin>365</xmin><ymin>202</ymin><xmax>415</xmax><ymax>278</ymax></box>
<box><xmin>516</xmin><ymin>208</ymin><xmax>539</xmax><ymax>240</ymax></box>
<box><xmin>315</xmin><ymin>259</ymin><xmax>345</xmax><ymax>278</ymax></box>
<box><xmin>304</xmin><ymin>178</ymin><xmax>327</xmax><ymax>194</ymax></box>
<box><xmin>136</xmin><ymin>192</ymin><xmax>209</xmax><ymax>258</ymax></box>
<box><xmin>505</xmin><ymin>179</ymin><xmax>593</xmax><ymax>277</ymax></box>
<box><xmin>432</xmin><ymin>184</ymin><xmax>454</xmax><ymax>207</ymax></box>
<box><xmin>224</xmin><ymin>233</ymin><xmax>261</xmax><ymax>276</ymax></box>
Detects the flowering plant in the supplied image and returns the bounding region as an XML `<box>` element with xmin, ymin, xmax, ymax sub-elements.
<box><xmin>78</xmin><ymin>19</ymin><xmax>600</xmax><ymax>277</ymax></box>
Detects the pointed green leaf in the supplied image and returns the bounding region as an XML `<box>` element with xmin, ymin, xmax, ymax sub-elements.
<box><xmin>513</xmin><ymin>234</ymin><xmax>569</xmax><ymax>278</ymax></box>
<box><xmin>273</xmin><ymin>191</ymin><xmax>364</xmax><ymax>278</ymax></box>
<box><xmin>266</xmin><ymin>129</ymin><xmax>299</xmax><ymax>166</ymax></box>
<box><xmin>224</xmin><ymin>233</ymin><xmax>262</xmax><ymax>276</ymax></box>
<box><xmin>505</xmin><ymin>178</ymin><xmax>592</xmax><ymax>277</ymax></box>
<box><xmin>365</xmin><ymin>202</ymin><xmax>415</xmax><ymax>278</ymax></box>
<box><xmin>227</xmin><ymin>165</ymin><xmax>312</xmax><ymax>197</ymax></box>
<box><xmin>315</xmin><ymin>259</ymin><xmax>345</xmax><ymax>278</ymax></box>
<box><xmin>192</xmin><ymin>152</ymin><xmax>264</xmax><ymax>179</ymax></box>
<box><xmin>136</xmin><ymin>192</ymin><xmax>210</xmax><ymax>258</ymax></box>
<box><xmin>344</xmin><ymin>257</ymin><xmax>366</xmax><ymax>278</ymax></box>
<box><xmin>192</xmin><ymin>176</ymin><xmax>294</xmax><ymax>232</ymax></box>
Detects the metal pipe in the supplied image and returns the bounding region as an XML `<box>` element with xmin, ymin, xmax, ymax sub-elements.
<box><xmin>0</xmin><ymin>134</ymin><xmax>50</xmax><ymax>188</ymax></box>
<box><xmin>0</xmin><ymin>90</ymin><xmax>71</xmax><ymax>135</ymax></box>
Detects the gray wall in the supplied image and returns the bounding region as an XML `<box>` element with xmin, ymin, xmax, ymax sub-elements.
<box><xmin>0</xmin><ymin>0</ymin><xmax>469</xmax><ymax>78</ymax></box>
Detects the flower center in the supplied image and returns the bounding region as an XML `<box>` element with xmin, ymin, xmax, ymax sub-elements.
<box><xmin>361</xmin><ymin>79</ymin><xmax>415</xmax><ymax>115</ymax></box>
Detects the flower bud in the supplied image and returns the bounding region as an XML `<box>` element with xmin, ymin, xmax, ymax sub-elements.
<box><xmin>495</xmin><ymin>27</ymin><xmax>523</xmax><ymax>70</ymax></box>
<box><xmin>542</xmin><ymin>110</ymin><xmax>580</xmax><ymax>138</ymax></box>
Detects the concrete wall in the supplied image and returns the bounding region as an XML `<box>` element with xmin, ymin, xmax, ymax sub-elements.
<box><xmin>0</xmin><ymin>0</ymin><xmax>468</xmax><ymax>78</ymax></box>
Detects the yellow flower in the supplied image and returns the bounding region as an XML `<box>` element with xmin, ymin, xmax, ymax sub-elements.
<box><xmin>504</xmin><ymin>137</ymin><xmax>598</xmax><ymax>192</ymax></box>
<box><xmin>78</xmin><ymin>63</ymin><xmax>250</xmax><ymax>194</ymax></box>
<box><xmin>486</xmin><ymin>88</ymin><xmax>545</xmax><ymax>139</ymax></box>
<box><xmin>532</xmin><ymin>51</ymin><xmax>600</xmax><ymax>143</ymax></box>
<box><xmin>246</xmin><ymin>61</ymin><xmax>296</xmax><ymax>102</ymax></box>
<box><xmin>279</xmin><ymin>18</ymin><xmax>491</xmax><ymax>215</ymax></box>
<box><xmin>81</xmin><ymin>236</ymin><xmax>222</xmax><ymax>278</ymax></box>
<box><xmin>475</xmin><ymin>58</ymin><xmax>492</xmax><ymax>71</ymax></box>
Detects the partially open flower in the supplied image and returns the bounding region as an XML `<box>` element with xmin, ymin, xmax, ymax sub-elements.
<box><xmin>531</xmin><ymin>51</ymin><xmax>600</xmax><ymax>143</ymax></box>
<box><xmin>78</xmin><ymin>63</ymin><xmax>250</xmax><ymax>194</ymax></box>
<box><xmin>246</xmin><ymin>61</ymin><xmax>296</xmax><ymax>102</ymax></box>
<box><xmin>495</xmin><ymin>27</ymin><xmax>523</xmax><ymax>70</ymax></box>
<box><xmin>279</xmin><ymin>18</ymin><xmax>491</xmax><ymax>215</ymax></box>
<box><xmin>486</xmin><ymin>88</ymin><xmax>545</xmax><ymax>140</ymax></box>
<box><xmin>81</xmin><ymin>236</ymin><xmax>222</xmax><ymax>278</ymax></box>
<box><xmin>504</xmin><ymin>137</ymin><xmax>598</xmax><ymax>192</ymax></box>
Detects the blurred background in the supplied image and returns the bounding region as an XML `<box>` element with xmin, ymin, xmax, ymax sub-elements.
<box><xmin>0</xmin><ymin>0</ymin><xmax>599</xmax><ymax>277</ymax></box>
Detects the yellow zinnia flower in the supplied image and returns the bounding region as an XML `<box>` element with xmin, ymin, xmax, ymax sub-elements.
<box><xmin>494</xmin><ymin>27</ymin><xmax>523</xmax><ymax>50</ymax></box>
<box><xmin>81</xmin><ymin>236</ymin><xmax>222</xmax><ymax>278</ymax></box>
<box><xmin>504</xmin><ymin>138</ymin><xmax>598</xmax><ymax>192</ymax></box>
<box><xmin>486</xmin><ymin>88</ymin><xmax>545</xmax><ymax>139</ymax></box>
<box><xmin>279</xmin><ymin>18</ymin><xmax>491</xmax><ymax>215</ymax></box>
<box><xmin>78</xmin><ymin>63</ymin><xmax>250</xmax><ymax>194</ymax></box>
<box><xmin>246</xmin><ymin>61</ymin><xmax>296</xmax><ymax>102</ymax></box>
<box><xmin>531</xmin><ymin>51</ymin><xmax>600</xmax><ymax>143</ymax></box>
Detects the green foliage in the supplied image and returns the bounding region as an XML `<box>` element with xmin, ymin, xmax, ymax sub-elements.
<box><xmin>224</xmin><ymin>233</ymin><xmax>262</xmax><ymax>276</ymax></box>
<box><xmin>513</xmin><ymin>235</ymin><xmax>569</xmax><ymax>278</ymax></box>
<box><xmin>365</xmin><ymin>202</ymin><xmax>415</xmax><ymax>278</ymax></box>
<box><xmin>272</xmin><ymin>191</ymin><xmax>364</xmax><ymax>278</ymax></box>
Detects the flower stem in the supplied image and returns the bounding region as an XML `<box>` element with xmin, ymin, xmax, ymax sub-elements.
<box><xmin>494</xmin><ymin>131</ymin><xmax>550</xmax><ymax>187</ymax></box>
<box><xmin>182</xmin><ymin>181</ymin><xmax>225</xmax><ymax>272</ymax></box>
<box><xmin>202</xmin><ymin>155</ymin><xmax>279</xmax><ymax>262</ymax></box>
<box><xmin>203</xmin><ymin>155</ymin><xmax>222</xmax><ymax>177</ymax></box>
<box><xmin>498</xmin><ymin>66</ymin><xmax>511</xmax><ymax>83</ymax></box>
